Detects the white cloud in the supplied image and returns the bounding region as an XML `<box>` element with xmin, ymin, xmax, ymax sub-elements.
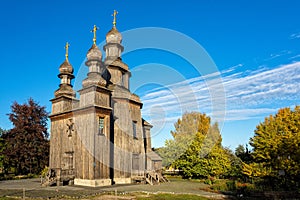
<box><xmin>140</xmin><ymin>62</ymin><xmax>300</xmax><ymax>124</ymax></box>
<box><xmin>215</xmin><ymin>108</ymin><xmax>278</xmax><ymax>121</ymax></box>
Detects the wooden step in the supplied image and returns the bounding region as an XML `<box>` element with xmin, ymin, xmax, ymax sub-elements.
<box><xmin>145</xmin><ymin>177</ymin><xmax>153</xmax><ymax>185</ymax></box>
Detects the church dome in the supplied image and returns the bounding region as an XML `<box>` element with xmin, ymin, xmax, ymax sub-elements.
<box><xmin>87</xmin><ymin>44</ymin><xmax>102</xmax><ymax>61</ymax></box>
<box><xmin>59</xmin><ymin>60</ymin><xmax>74</xmax><ymax>74</ymax></box>
<box><xmin>106</xmin><ymin>26</ymin><xmax>122</xmax><ymax>44</ymax></box>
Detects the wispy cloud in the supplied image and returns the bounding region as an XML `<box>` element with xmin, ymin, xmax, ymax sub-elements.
<box><xmin>223</xmin><ymin>63</ymin><xmax>243</xmax><ymax>74</ymax></box>
<box><xmin>264</xmin><ymin>50</ymin><xmax>292</xmax><ymax>61</ymax></box>
<box><xmin>289</xmin><ymin>54</ymin><xmax>300</xmax><ymax>60</ymax></box>
<box><xmin>140</xmin><ymin>62</ymin><xmax>300</xmax><ymax>125</ymax></box>
<box><xmin>290</xmin><ymin>33</ymin><xmax>300</xmax><ymax>39</ymax></box>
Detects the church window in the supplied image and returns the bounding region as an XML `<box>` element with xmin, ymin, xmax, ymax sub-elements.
<box><xmin>98</xmin><ymin>117</ymin><xmax>105</xmax><ymax>135</ymax></box>
<box><xmin>133</xmin><ymin>121</ymin><xmax>137</xmax><ymax>139</ymax></box>
<box><xmin>121</xmin><ymin>72</ymin><xmax>125</xmax><ymax>87</ymax></box>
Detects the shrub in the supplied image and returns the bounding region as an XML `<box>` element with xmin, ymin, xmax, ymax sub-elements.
<box><xmin>40</xmin><ymin>166</ymin><xmax>49</xmax><ymax>177</ymax></box>
<box><xmin>226</xmin><ymin>180</ymin><xmax>236</xmax><ymax>191</ymax></box>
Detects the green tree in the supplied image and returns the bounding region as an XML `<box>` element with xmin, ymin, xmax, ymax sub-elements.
<box><xmin>0</xmin><ymin>127</ymin><xmax>6</xmax><ymax>136</ymax></box>
<box><xmin>224</xmin><ymin>147</ymin><xmax>243</xmax><ymax>178</ymax></box>
<box><xmin>247</xmin><ymin>106</ymin><xmax>300</xmax><ymax>190</ymax></box>
<box><xmin>2</xmin><ymin>98</ymin><xmax>49</xmax><ymax>175</ymax></box>
<box><xmin>159</xmin><ymin>112</ymin><xmax>231</xmax><ymax>179</ymax></box>
<box><xmin>158</xmin><ymin>112</ymin><xmax>210</xmax><ymax>167</ymax></box>
<box><xmin>235</xmin><ymin>144</ymin><xmax>251</xmax><ymax>163</ymax></box>
<box><xmin>235</xmin><ymin>144</ymin><xmax>245</xmax><ymax>157</ymax></box>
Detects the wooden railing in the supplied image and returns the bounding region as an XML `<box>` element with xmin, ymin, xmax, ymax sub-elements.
<box><xmin>145</xmin><ymin>171</ymin><xmax>169</xmax><ymax>185</ymax></box>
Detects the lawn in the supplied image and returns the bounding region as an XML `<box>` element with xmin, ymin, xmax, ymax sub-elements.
<box><xmin>135</xmin><ymin>193</ymin><xmax>209</xmax><ymax>200</ymax></box>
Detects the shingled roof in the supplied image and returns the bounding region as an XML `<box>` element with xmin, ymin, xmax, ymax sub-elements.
<box><xmin>147</xmin><ymin>151</ymin><xmax>162</xmax><ymax>161</ymax></box>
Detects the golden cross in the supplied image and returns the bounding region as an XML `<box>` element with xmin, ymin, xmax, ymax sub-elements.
<box><xmin>91</xmin><ymin>25</ymin><xmax>99</xmax><ymax>44</ymax></box>
<box><xmin>65</xmin><ymin>42</ymin><xmax>70</xmax><ymax>60</ymax></box>
<box><xmin>112</xmin><ymin>10</ymin><xmax>118</xmax><ymax>27</ymax></box>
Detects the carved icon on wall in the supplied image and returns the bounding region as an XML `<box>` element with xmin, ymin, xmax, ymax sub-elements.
<box><xmin>66</xmin><ymin>118</ymin><xmax>74</xmax><ymax>137</ymax></box>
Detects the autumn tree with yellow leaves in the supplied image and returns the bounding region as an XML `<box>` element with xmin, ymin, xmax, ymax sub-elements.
<box><xmin>243</xmin><ymin>106</ymin><xmax>300</xmax><ymax>190</ymax></box>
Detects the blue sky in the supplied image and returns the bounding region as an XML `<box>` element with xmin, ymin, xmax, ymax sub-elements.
<box><xmin>1</xmin><ymin>0</ymin><xmax>300</xmax><ymax>150</ymax></box>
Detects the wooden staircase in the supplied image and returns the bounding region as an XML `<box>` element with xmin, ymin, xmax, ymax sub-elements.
<box><xmin>41</xmin><ymin>169</ymin><xmax>57</xmax><ymax>187</ymax></box>
<box><xmin>145</xmin><ymin>171</ymin><xmax>169</xmax><ymax>185</ymax></box>
<box><xmin>41</xmin><ymin>168</ymin><xmax>75</xmax><ymax>186</ymax></box>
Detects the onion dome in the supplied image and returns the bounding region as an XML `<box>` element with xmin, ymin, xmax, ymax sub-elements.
<box><xmin>58</xmin><ymin>42</ymin><xmax>74</xmax><ymax>79</ymax></box>
<box><xmin>106</xmin><ymin>10</ymin><xmax>122</xmax><ymax>44</ymax></box>
<box><xmin>106</xmin><ymin>26</ymin><xmax>122</xmax><ymax>44</ymax></box>
<box><xmin>82</xmin><ymin>25</ymin><xmax>106</xmax><ymax>88</ymax></box>
<box><xmin>59</xmin><ymin>59</ymin><xmax>74</xmax><ymax>74</ymax></box>
<box><xmin>86</xmin><ymin>44</ymin><xmax>102</xmax><ymax>61</ymax></box>
<box><xmin>59</xmin><ymin>42</ymin><xmax>74</xmax><ymax>76</ymax></box>
<box><xmin>54</xmin><ymin>42</ymin><xmax>75</xmax><ymax>98</ymax></box>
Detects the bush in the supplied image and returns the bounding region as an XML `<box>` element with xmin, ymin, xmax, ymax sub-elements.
<box><xmin>208</xmin><ymin>179</ymin><xmax>255</xmax><ymax>195</ymax></box>
<box><xmin>226</xmin><ymin>180</ymin><xmax>236</xmax><ymax>191</ymax></box>
<box><xmin>211</xmin><ymin>183</ymin><xmax>229</xmax><ymax>191</ymax></box>
<box><xmin>40</xmin><ymin>166</ymin><xmax>49</xmax><ymax>177</ymax></box>
<box><xmin>204</xmin><ymin>179</ymin><xmax>212</xmax><ymax>185</ymax></box>
<box><xmin>204</xmin><ymin>176</ymin><xmax>217</xmax><ymax>185</ymax></box>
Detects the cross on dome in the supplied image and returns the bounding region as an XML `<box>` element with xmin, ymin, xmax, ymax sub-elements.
<box><xmin>112</xmin><ymin>10</ymin><xmax>118</xmax><ymax>27</ymax></box>
<box><xmin>91</xmin><ymin>25</ymin><xmax>99</xmax><ymax>44</ymax></box>
<box><xmin>65</xmin><ymin>42</ymin><xmax>70</xmax><ymax>60</ymax></box>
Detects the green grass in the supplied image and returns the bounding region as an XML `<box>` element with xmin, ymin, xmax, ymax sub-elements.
<box><xmin>136</xmin><ymin>193</ymin><xmax>209</xmax><ymax>200</ymax></box>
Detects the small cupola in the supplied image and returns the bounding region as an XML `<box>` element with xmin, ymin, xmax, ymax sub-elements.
<box><xmin>82</xmin><ymin>25</ymin><xmax>107</xmax><ymax>88</ymax></box>
<box><xmin>104</xmin><ymin>10</ymin><xmax>124</xmax><ymax>60</ymax></box>
<box><xmin>55</xmin><ymin>42</ymin><xmax>75</xmax><ymax>97</ymax></box>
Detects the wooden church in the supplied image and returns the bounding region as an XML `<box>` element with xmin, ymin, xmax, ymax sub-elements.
<box><xmin>46</xmin><ymin>11</ymin><xmax>162</xmax><ymax>187</ymax></box>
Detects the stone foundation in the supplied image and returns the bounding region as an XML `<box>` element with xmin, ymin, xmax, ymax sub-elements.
<box><xmin>113</xmin><ymin>178</ymin><xmax>132</xmax><ymax>184</ymax></box>
<box><xmin>74</xmin><ymin>178</ymin><xmax>112</xmax><ymax>187</ymax></box>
